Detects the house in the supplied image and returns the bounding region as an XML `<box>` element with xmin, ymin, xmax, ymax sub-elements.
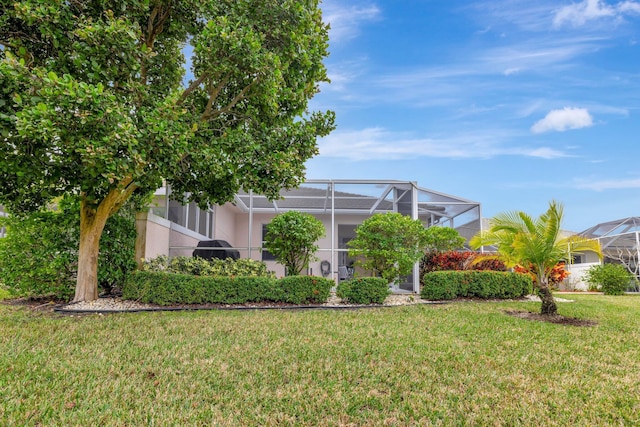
<box><xmin>136</xmin><ymin>179</ymin><xmax>482</xmax><ymax>292</ymax></box>
<box><xmin>565</xmin><ymin>217</ymin><xmax>640</xmax><ymax>291</ymax></box>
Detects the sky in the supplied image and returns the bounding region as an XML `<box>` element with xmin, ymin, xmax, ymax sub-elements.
<box><xmin>305</xmin><ymin>0</ymin><xmax>640</xmax><ymax>232</ymax></box>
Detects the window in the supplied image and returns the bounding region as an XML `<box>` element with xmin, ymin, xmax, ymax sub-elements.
<box><xmin>261</xmin><ymin>224</ymin><xmax>276</xmax><ymax>261</ymax></box>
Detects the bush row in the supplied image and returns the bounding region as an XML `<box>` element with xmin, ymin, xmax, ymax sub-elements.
<box><xmin>337</xmin><ymin>277</ymin><xmax>390</xmax><ymax>304</ymax></box>
<box><xmin>421</xmin><ymin>271</ymin><xmax>532</xmax><ymax>300</ymax></box>
<box><xmin>142</xmin><ymin>256</ymin><xmax>274</xmax><ymax>278</ymax></box>
<box><xmin>123</xmin><ymin>271</ymin><xmax>333</xmax><ymax>305</ymax></box>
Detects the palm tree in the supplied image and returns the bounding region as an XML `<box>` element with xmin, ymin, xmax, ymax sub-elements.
<box><xmin>470</xmin><ymin>201</ymin><xmax>601</xmax><ymax>315</ymax></box>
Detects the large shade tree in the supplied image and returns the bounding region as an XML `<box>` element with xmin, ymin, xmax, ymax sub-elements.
<box><xmin>0</xmin><ymin>1</ymin><xmax>335</xmax><ymax>302</ymax></box>
<box><xmin>470</xmin><ymin>200</ymin><xmax>601</xmax><ymax>315</ymax></box>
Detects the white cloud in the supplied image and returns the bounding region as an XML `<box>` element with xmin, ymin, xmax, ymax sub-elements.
<box><xmin>531</xmin><ymin>107</ymin><xmax>594</xmax><ymax>133</ymax></box>
<box><xmin>574</xmin><ymin>177</ymin><xmax>640</xmax><ymax>190</ymax></box>
<box><xmin>554</xmin><ymin>0</ymin><xmax>640</xmax><ymax>27</ymax></box>
<box><xmin>523</xmin><ymin>147</ymin><xmax>572</xmax><ymax>159</ymax></box>
<box><xmin>322</xmin><ymin>2</ymin><xmax>381</xmax><ymax>43</ymax></box>
<box><xmin>317</xmin><ymin>127</ymin><xmax>572</xmax><ymax>161</ymax></box>
<box><xmin>619</xmin><ymin>1</ymin><xmax>640</xmax><ymax>13</ymax></box>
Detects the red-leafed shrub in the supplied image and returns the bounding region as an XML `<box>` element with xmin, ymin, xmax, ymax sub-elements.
<box><xmin>421</xmin><ymin>251</ymin><xmax>506</xmax><ymax>275</ymax></box>
<box><xmin>513</xmin><ymin>262</ymin><xmax>569</xmax><ymax>289</ymax></box>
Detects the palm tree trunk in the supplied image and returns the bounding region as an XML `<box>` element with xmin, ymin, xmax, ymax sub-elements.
<box><xmin>538</xmin><ymin>286</ymin><xmax>557</xmax><ymax>315</ymax></box>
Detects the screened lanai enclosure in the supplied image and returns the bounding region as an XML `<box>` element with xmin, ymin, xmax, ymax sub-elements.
<box><xmin>580</xmin><ymin>217</ymin><xmax>640</xmax><ymax>290</ymax></box>
<box><xmin>146</xmin><ymin>179</ymin><xmax>482</xmax><ymax>292</ymax></box>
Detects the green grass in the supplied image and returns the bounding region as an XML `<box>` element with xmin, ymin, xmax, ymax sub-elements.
<box><xmin>1</xmin><ymin>295</ymin><xmax>640</xmax><ymax>426</ymax></box>
<box><xmin>0</xmin><ymin>285</ymin><xmax>11</xmax><ymax>301</ymax></box>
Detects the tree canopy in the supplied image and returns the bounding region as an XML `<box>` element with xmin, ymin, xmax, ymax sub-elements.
<box><xmin>0</xmin><ymin>0</ymin><xmax>335</xmax><ymax>301</ymax></box>
<box><xmin>348</xmin><ymin>212</ymin><xmax>430</xmax><ymax>285</ymax></box>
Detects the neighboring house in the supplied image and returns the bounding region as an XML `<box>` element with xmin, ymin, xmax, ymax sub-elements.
<box><xmin>137</xmin><ymin>179</ymin><xmax>482</xmax><ymax>292</ymax></box>
<box><xmin>560</xmin><ymin>228</ymin><xmax>602</xmax><ymax>291</ymax></box>
<box><xmin>572</xmin><ymin>217</ymin><xmax>640</xmax><ymax>291</ymax></box>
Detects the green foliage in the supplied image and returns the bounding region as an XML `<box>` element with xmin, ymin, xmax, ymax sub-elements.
<box><xmin>0</xmin><ymin>284</ymin><xmax>13</xmax><ymax>301</ymax></box>
<box><xmin>277</xmin><ymin>276</ymin><xmax>333</xmax><ymax>304</ymax></box>
<box><xmin>0</xmin><ymin>199</ymin><xmax>136</xmax><ymax>300</ymax></box>
<box><xmin>142</xmin><ymin>256</ymin><xmax>274</xmax><ymax>278</ymax></box>
<box><xmin>264</xmin><ymin>211</ymin><xmax>326</xmax><ymax>276</ymax></box>
<box><xmin>584</xmin><ymin>264</ymin><xmax>634</xmax><ymax>295</ymax></box>
<box><xmin>423</xmin><ymin>227</ymin><xmax>466</xmax><ymax>254</ymax></box>
<box><xmin>0</xmin><ymin>0</ymin><xmax>335</xmax><ymax>300</ymax></box>
<box><xmin>336</xmin><ymin>277</ymin><xmax>390</xmax><ymax>304</ymax></box>
<box><xmin>123</xmin><ymin>271</ymin><xmax>331</xmax><ymax>305</ymax></box>
<box><xmin>123</xmin><ymin>271</ymin><xmax>277</xmax><ymax>306</ymax></box>
<box><xmin>348</xmin><ymin>213</ymin><xmax>431</xmax><ymax>284</ymax></box>
<box><xmin>470</xmin><ymin>200</ymin><xmax>601</xmax><ymax>315</ymax></box>
<box><xmin>421</xmin><ymin>271</ymin><xmax>532</xmax><ymax>301</ymax></box>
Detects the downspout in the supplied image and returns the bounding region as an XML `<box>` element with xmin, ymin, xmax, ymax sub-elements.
<box><xmin>331</xmin><ymin>181</ymin><xmax>336</xmax><ymax>284</ymax></box>
<box><xmin>248</xmin><ymin>190</ymin><xmax>253</xmax><ymax>259</ymax></box>
<box><xmin>412</xmin><ymin>183</ymin><xmax>420</xmax><ymax>293</ymax></box>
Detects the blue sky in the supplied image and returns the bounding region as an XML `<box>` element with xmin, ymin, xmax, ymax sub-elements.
<box><xmin>305</xmin><ymin>0</ymin><xmax>640</xmax><ymax>232</ymax></box>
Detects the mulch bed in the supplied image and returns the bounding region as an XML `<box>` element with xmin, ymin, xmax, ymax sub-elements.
<box><xmin>504</xmin><ymin>310</ymin><xmax>597</xmax><ymax>327</ymax></box>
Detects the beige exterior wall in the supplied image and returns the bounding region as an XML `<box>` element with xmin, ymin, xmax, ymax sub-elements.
<box><xmin>144</xmin><ymin>216</ymin><xmax>171</xmax><ymax>259</ymax></box>
<box><xmin>213</xmin><ymin>203</ymin><xmax>238</xmax><ymax>245</ymax></box>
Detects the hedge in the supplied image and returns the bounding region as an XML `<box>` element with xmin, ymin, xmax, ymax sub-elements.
<box><xmin>336</xmin><ymin>277</ymin><xmax>390</xmax><ymax>304</ymax></box>
<box><xmin>123</xmin><ymin>271</ymin><xmax>332</xmax><ymax>306</ymax></box>
<box><xmin>421</xmin><ymin>271</ymin><xmax>532</xmax><ymax>301</ymax></box>
<box><xmin>142</xmin><ymin>256</ymin><xmax>274</xmax><ymax>278</ymax></box>
<box><xmin>278</xmin><ymin>276</ymin><xmax>333</xmax><ymax>304</ymax></box>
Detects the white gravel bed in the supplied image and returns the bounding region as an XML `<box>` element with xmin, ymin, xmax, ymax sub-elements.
<box><xmin>59</xmin><ymin>294</ymin><xmax>569</xmax><ymax>313</ymax></box>
<box><xmin>59</xmin><ymin>293</ymin><xmax>428</xmax><ymax>312</ymax></box>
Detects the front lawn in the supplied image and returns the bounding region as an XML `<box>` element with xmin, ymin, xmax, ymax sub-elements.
<box><xmin>1</xmin><ymin>295</ymin><xmax>639</xmax><ymax>425</ymax></box>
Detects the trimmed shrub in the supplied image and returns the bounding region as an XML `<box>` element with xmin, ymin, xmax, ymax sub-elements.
<box><xmin>421</xmin><ymin>272</ymin><xmax>458</xmax><ymax>300</ymax></box>
<box><xmin>277</xmin><ymin>276</ymin><xmax>333</xmax><ymax>304</ymax></box>
<box><xmin>421</xmin><ymin>271</ymin><xmax>532</xmax><ymax>300</ymax></box>
<box><xmin>123</xmin><ymin>271</ymin><xmax>331</xmax><ymax>305</ymax></box>
<box><xmin>348</xmin><ymin>212</ymin><xmax>430</xmax><ymax>285</ymax></box>
<box><xmin>336</xmin><ymin>277</ymin><xmax>390</xmax><ymax>304</ymax></box>
<box><xmin>584</xmin><ymin>264</ymin><xmax>634</xmax><ymax>295</ymax></box>
<box><xmin>123</xmin><ymin>271</ymin><xmax>278</xmax><ymax>305</ymax></box>
<box><xmin>142</xmin><ymin>256</ymin><xmax>274</xmax><ymax>278</ymax></box>
<box><xmin>264</xmin><ymin>211</ymin><xmax>325</xmax><ymax>276</ymax></box>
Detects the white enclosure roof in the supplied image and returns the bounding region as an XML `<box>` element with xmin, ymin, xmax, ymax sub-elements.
<box><xmin>234</xmin><ymin>179</ymin><xmax>480</xmax><ymax>228</ymax></box>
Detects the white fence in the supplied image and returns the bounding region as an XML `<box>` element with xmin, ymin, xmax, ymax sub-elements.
<box><xmin>563</xmin><ymin>262</ymin><xmax>600</xmax><ymax>291</ymax></box>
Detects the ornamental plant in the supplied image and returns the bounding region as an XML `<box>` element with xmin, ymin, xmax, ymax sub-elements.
<box><xmin>348</xmin><ymin>212</ymin><xmax>430</xmax><ymax>285</ymax></box>
<box><xmin>421</xmin><ymin>251</ymin><xmax>507</xmax><ymax>274</ymax></box>
<box><xmin>470</xmin><ymin>200</ymin><xmax>601</xmax><ymax>315</ymax></box>
<box><xmin>513</xmin><ymin>262</ymin><xmax>570</xmax><ymax>290</ymax></box>
<box><xmin>264</xmin><ymin>211</ymin><xmax>325</xmax><ymax>276</ymax></box>
<box><xmin>423</xmin><ymin>226</ymin><xmax>466</xmax><ymax>254</ymax></box>
<box><xmin>584</xmin><ymin>263</ymin><xmax>634</xmax><ymax>295</ymax></box>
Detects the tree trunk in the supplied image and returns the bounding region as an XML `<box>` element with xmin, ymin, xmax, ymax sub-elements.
<box><xmin>538</xmin><ymin>285</ymin><xmax>557</xmax><ymax>316</ymax></box>
<box><xmin>74</xmin><ymin>199</ymin><xmax>112</xmax><ymax>302</ymax></box>
<box><xmin>134</xmin><ymin>210</ymin><xmax>149</xmax><ymax>270</ymax></box>
<box><xmin>74</xmin><ymin>178</ymin><xmax>139</xmax><ymax>302</ymax></box>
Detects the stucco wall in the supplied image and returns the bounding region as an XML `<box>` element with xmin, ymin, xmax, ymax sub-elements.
<box><xmin>213</xmin><ymin>203</ymin><xmax>238</xmax><ymax>245</ymax></box>
<box><xmin>564</xmin><ymin>262</ymin><xmax>601</xmax><ymax>291</ymax></box>
<box><xmin>144</xmin><ymin>218</ymin><xmax>171</xmax><ymax>259</ymax></box>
